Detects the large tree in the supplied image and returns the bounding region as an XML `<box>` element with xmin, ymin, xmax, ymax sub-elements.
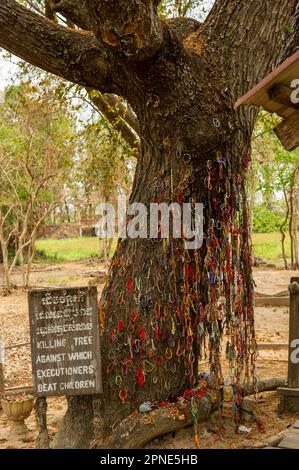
<box><xmin>0</xmin><ymin>0</ymin><xmax>299</xmax><ymax>448</ymax></box>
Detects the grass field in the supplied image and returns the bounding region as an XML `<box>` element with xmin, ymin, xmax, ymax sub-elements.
<box><xmin>252</xmin><ymin>232</ymin><xmax>291</xmax><ymax>265</ymax></box>
<box><xmin>35</xmin><ymin>232</ymin><xmax>292</xmax><ymax>265</ymax></box>
<box><xmin>35</xmin><ymin>237</ymin><xmax>117</xmax><ymax>262</ymax></box>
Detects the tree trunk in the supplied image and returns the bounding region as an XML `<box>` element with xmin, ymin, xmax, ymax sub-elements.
<box><xmin>289</xmin><ymin>190</ymin><xmax>295</xmax><ymax>268</ymax></box>
<box><xmin>1</xmin><ymin>0</ymin><xmax>298</xmax><ymax>449</ymax></box>
<box><xmin>0</xmin><ymin>238</ymin><xmax>11</xmax><ymax>290</ymax></box>
<box><xmin>53</xmin><ymin>395</ymin><xmax>94</xmax><ymax>449</ymax></box>
<box><xmin>289</xmin><ymin>181</ymin><xmax>299</xmax><ymax>270</ymax></box>
<box><xmin>281</xmin><ymin>189</ymin><xmax>290</xmax><ymax>270</ymax></box>
<box><xmin>19</xmin><ymin>244</ymin><xmax>26</xmax><ymax>287</ymax></box>
<box><xmin>25</xmin><ymin>245</ymin><xmax>33</xmax><ymax>288</ymax></box>
<box><xmin>57</xmin><ymin>0</ymin><xmax>299</xmax><ymax>443</ymax></box>
<box><xmin>98</xmin><ymin>125</ymin><xmax>256</xmax><ymax>432</ymax></box>
<box><xmin>64</xmin><ymin>197</ymin><xmax>71</xmax><ymax>223</ymax></box>
<box><xmin>293</xmin><ymin>169</ymin><xmax>299</xmax><ymax>269</ymax></box>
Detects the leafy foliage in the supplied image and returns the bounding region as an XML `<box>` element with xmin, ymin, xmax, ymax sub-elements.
<box><xmin>0</xmin><ymin>81</ymin><xmax>76</xmax><ymax>286</ymax></box>
<box><xmin>253</xmin><ymin>207</ymin><xmax>286</xmax><ymax>233</ymax></box>
<box><xmin>250</xmin><ymin>111</ymin><xmax>299</xmax><ymax>268</ymax></box>
<box><xmin>252</xmin><ymin>111</ymin><xmax>299</xmax><ymax>204</ymax></box>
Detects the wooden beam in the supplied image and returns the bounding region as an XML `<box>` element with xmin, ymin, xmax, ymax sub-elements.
<box><xmin>4</xmin><ymin>385</ymin><xmax>33</xmax><ymax>394</ymax></box>
<box><xmin>268</xmin><ymin>84</ymin><xmax>299</xmax><ymax>109</ymax></box>
<box><xmin>278</xmin><ymin>387</ymin><xmax>299</xmax><ymax>397</ymax></box>
<box><xmin>255</xmin><ymin>296</ymin><xmax>289</xmax><ymax>307</ymax></box>
<box><xmin>235</xmin><ymin>50</ymin><xmax>299</xmax><ymax>109</ymax></box>
<box><xmin>274</xmin><ymin>110</ymin><xmax>299</xmax><ymax>151</ymax></box>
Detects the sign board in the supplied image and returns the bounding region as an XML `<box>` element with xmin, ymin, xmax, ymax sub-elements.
<box><xmin>28</xmin><ymin>287</ymin><xmax>102</xmax><ymax>397</ymax></box>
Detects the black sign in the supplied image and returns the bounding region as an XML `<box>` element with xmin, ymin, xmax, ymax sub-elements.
<box><xmin>28</xmin><ymin>287</ymin><xmax>102</xmax><ymax>396</ymax></box>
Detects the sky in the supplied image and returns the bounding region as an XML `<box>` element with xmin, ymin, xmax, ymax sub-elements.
<box><xmin>0</xmin><ymin>57</ymin><xmax>19</xmax><ymax>92</ymax></box>
<box><xmin>0</xmin><ymin>1</ymin><xmax>214</xmax><ymax>94</ymax></box>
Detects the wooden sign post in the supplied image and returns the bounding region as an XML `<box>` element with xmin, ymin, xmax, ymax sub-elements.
<box><xmin>28</xmin><ymin>286</ymin><xmax>102</xmax><ymax>448</ymax></box>
<box><xmin>278</xmin><ymin>278</ymin><xmax>299</xmax><ymax>412</ymax></box>
<box><xmin>28</xmin><ymin>286</ymin><xmax>102</xmax><ymax>397</ymax></box>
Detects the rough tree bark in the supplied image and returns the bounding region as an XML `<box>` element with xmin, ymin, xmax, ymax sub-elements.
<box><xmin>0</xmin><ymin>0</ymin><xmax>298</xmax><ymax>448</ymax></box>
<box><xmin>87</xmin><ymin>90</ymin><xmax>140</xmax><ymax>155</ymax></box>
<box><xmin>53</xmin><ymin>395</ymin><xmax>94</xmax><ymax>449</ymax></box>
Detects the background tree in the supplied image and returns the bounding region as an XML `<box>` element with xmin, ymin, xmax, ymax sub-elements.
<box><xmin>5</xmin><ymin>60</ymin><xmax>137</xmax><ymax>230</ymax></box>
<box><xmin>252</xmin><ymin>112</ymin><xmax>299</xmax><ymax>269</ymax></box>
<box><xmin>0</xmin><ymin>0</ymin><xmax>298</xmax><ymax>448</ymax></box>
<box><xmin>75</xmin><ymin>113</ymin><xmax>135</xmax><ymax>262</ymax></box>
<box><xmin>0</xmin><ymin>83</ymin><xmax>75</xmax><ymax>288</ymax></box>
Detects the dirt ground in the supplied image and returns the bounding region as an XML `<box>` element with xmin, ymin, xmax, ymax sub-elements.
<box><xmin>0</xmin><ymin>262</ymin><xmax>298</xmax><ymax>449</ymax></box>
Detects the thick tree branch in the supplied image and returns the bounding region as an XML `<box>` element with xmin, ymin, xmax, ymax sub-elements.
<box><xmin>47</xmin><ymin>0</ymin><xmax>96</xmax><ymax>30</ymax></box>
<box><xmin>88</xmin><ymin>90</ymin><xmax>140</xmax><ymax>153</ymax></box>
<box><xmin>200</xmin><ymin>0</ymin><xmax>299</xmax><ymax>98</ymax></box>
<box><xmin>165</xmin><ymin>17</ymin><xmax>201</xmax><ymax>41</ymax></box>
<box><xmin>104</xmin><ymin>95</ymin><xmax>140</xmax><ymax>137</ymax></box>
<box><xmin>106</xmin><ymin>393</ymin><xmax>215</xmax><ymax>449</ymax></box>
<box><xmin>0</xmin><ymin>0</ymin><xmax>114</xmax><ymax>91</ymax></box>
<box><xmin>105</xmin><ymin>377</ymin><xmax>286</xmax><ymax>449</ymax></box>
<box><xmin>48</xmin><ymin>0</ymin><xmax>165</xmax><ymax>61</ymax></box>
<box><xmin>95</xmin><ymin>0</ymin><xmax>164</xmax><ymax>61</ymax></box>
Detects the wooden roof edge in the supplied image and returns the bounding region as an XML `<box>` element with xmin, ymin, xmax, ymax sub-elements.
<box><xmin>234</xmin><ymin>49</ymin><xmax>299</xmax><ymax>109</ymax></box>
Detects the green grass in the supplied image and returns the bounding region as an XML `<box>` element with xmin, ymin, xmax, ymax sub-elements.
<box><xmin>35</xmin><ymin>233</ymin><xmax>291</xmax><ymax>266</ymax></box>
<box><xmin>252</xmin><ymin>232</ymin><xmax>291</xmax><ymax>265</ymax></box>
<box><xmin>35</xmin><ymin>237</ymin><xmax>117</xmax><ymax>262</ymax></box>
<box><xmin>47</xmin><ymin>275</ymin><xmax>80</xmax><ymax>284</ymax></box>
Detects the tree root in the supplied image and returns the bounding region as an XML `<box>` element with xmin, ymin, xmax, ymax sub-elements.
<box><xmin>241</xmin><ymin>377</ymin><xmax>286</xmax><ymax>396</ymax></box>
<box><xmin>105</xmin><ymin>377</ymin><xmax>286</xmax><ymax>449</ymax></box>
<box><xmin>106</xmin><ymin>390</ymin><xmax>220</xmax><ymax>449</ymax></box>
